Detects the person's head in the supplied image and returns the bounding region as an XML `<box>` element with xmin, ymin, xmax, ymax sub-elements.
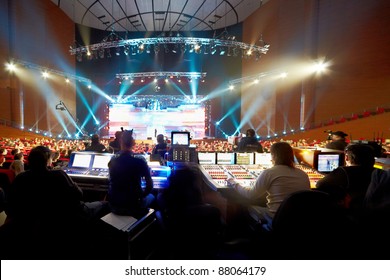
<box><xmin>91</xmin><ymin>134</ymin><xmax>100</xmax><ymax>144</ymax></box>
<box><xmin>167</xmin><ymin>166</ymin><xmax>203</xmax><ymax>206</ymax></box>
<box><xmin>246</xmin><ymin>128</ymin><xmax>256</xmax><ymax>137</ymax></box>
<box><xmin>114</xmin><ymin>130</ymin><xmax>122</xmax><ymax>140</ymax></box>
<box><xmin>27</xmin><ymin>146</ymin><xmax>52</xmax><ymax>171</ymax></box>
<box><xmin>121</xmin><ymin>129</ymin><xmax>135</xmax><ymax>150</ymax></box>
<box><xmin>156</xmin><ymin>134</ymin><xmax>165</xmax><ymax>144</ymax></box>
<box><xmin>50</xmin><ymin>150</ymin><xmax>60</xmax><ymax>162</ymax></box>
<box><xmin>330</xmin><ymin>131</ymin><xmax>348</xmax><ymax>141</ymax></box>
<box><xmin>270</xmin><ymin>141</ymin><xmax>295</xmax><ymax>167</ymax></box>
<box><xmin>344</xmin><ymin>143</ymin><xmax>375</xmax><ymax>167</ymax></box>
<box><xmin>13</xmin><ymin>152</ymin><xmax>24</xmax><ymax>160</ymax></box>
<box><xmin>11</xmin><ymin>148</ymin><xmax>20</xmax><ymax>156</ymax></box>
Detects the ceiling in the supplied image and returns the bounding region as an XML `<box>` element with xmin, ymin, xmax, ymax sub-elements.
<box><xmin>51</xmin><ymin>0</ymin><xmax>270</xmax><ymax>32</ymax></box>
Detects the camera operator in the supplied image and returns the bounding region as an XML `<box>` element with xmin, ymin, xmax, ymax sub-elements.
<box><xmin>325</xmin><ymin>131</ymin><xmax>348</xmax><ymax>151</ymax></box>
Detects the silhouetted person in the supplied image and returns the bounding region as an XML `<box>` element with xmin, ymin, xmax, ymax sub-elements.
<box><xmin>85</xmin><ymin>134</ymin><xmax>107</xmax><ymax>153</ymax></box>
<box><xmin>109</xmin><ymin>131</ymin><xmax>122</xmax><ymax>154</ymax></box>
<box><xmin>325</xmin><ymin>131</ymin><xmax>348</xmax><ymax>151</ymax></box>
<box><xmin>236</xmin><ymin>128</ymin><xmax>263</xmax><ymax>153</ymax></box>
<box><xmin>228</xmin><ymin>141</ymin><xmax>310</xmax><ymax>226</ymax></box>
<box><xmin>316</xmin><ymin>143</ymin><xmax>376</xmax><ymax>210</ymax></box>
<box><xmin>151</xmin><ymin>134</ymin><xmax>168</xmax><ymax>160</ymax></box>
<box><xmin>157</xmin><ymin>165</ymin><xmax>223</xmax><ymax>259</ymax></box>
<box><xmin>3</xmin><ymin>146</ymin><xmax>101</xmax><ymax>259</ymax></box>
<box><xmin>107</xmin><ymin>130</ymin><xmax>155</xmax><ymax>217</ymax></box>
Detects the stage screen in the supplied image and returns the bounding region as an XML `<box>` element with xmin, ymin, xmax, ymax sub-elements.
<box><xmin>109</xmin><ymin>97</ymin><xmax>206</xmax><ymax>140</ymax></box>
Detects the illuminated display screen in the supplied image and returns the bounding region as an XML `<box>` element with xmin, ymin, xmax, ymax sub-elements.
<box><xmin>171</xmin><ymin>132</ymin><xmax>190</xmax><ymax>146</ymax></box>
<box><xmin>92</xmin><ymin>154</ymin><xmax>113</xmax><ymax>169</ymax></box>
<box><xmin>255</xmin><ymin>153</ymin><xmax>272</xmax><ymax>166</ymax></box>
<box><xmin>108</xmin><ymin>101</ymin><xmax>206</xmax><ymax>139</ymax></box>
<box><xmin>198</xmin><ymin>152</ymin><xmax>216</xmax><ymax>164</ymax></box>
<box><xmin>317</xmin><ymin>154</ymin><xmax>340</xmax><ymax>172</ymax></box>
<box><xmin>71</xmin><ymin>153</ymin><xmax>92</xmax><ymax>168</ymax></box>
<box><xmin>216</xmin><ymin>153</ymin><xmax>235</xmax><ymax>165</ymax></box>
<box><xmin>236</xmin><ymin>153</ymin><xmax>254</xmax><ymax>165</ymax></box>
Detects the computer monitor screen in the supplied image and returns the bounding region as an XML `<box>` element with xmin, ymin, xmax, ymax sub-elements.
<box><xmin>171</xmin><ymin>131</ymin><xmax>190</xmax><ymax>146</ymax></box>
<box><xmin>236</xmin><ymin>152</ymin><xmax>254</xmax><ymax>165</ymax></box>
<box><xmin>316</xmin><ymin>153</ymin><xmax>340</xmax><ymax>173</ymax></box>
<box><xmin>255</xmin><ymin>153</ymin><xmax>273</xmax><ymax>166</ymax></box>
<box><xmin>216</xmin><ymin>152</ymin><xmax>235</xmax><ymax>165</ymax></box>
<box><xmin>92</xmin><ymin>154</ymin><xmax>113</xmax><ymax>169</ymax></box>
<box><xmin>71</xmin><ymin>153</ymin><xmax>92</xmax><ymax>168</ymax></box>
<box><xmin>198</xmin><ymin>152</ymin><xmax>216</xmax><ymax>165</ymax></box>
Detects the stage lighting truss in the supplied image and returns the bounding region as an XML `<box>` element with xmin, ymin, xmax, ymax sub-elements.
<box><xmin>69</xmin><ymin>36</ymin><xmax>270</xmax><ymax>61</ymax></box>
<box><xmin>116</xmin><ymin>71</ymin><xmax>207</xmax><ymax>82</ymax></box>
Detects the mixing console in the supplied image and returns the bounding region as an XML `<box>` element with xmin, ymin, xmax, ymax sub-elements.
<box><xmin>200</xmin><ymin>164</ymin><xmax>258</xmax><ymax>189</ymax></box>
<box><xmin>200</xmin><ymin>163</ymin><xmax>326</xmax><ymax>190</ymax></box>
<box><xmin>295</xmin><ymin>164</ymin><xmax>325</xmax><ymax>188</ymax></box>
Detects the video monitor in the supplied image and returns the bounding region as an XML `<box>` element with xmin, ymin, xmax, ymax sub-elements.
<box><xmin>171</xmin><ymin>131</ymin><xmax>190</xmax><ymax>146</ymax></box>
<box><xmin>236</xmin><ymin>152</ymin><xmax>254</xmax><ymax>165</ymax></box>
<box><xmin>315</xmin><ymin>153</ymin><xmax>342</xmax><ymax>173</ymax></box>
<box><xmin>198</xmin><ymin>152</ymin><xmax>216</xmax><ymax>165</ymax></box>
<box><xmin>216</xmin><ymin>152</ymin><xmax>235</xmax><ymax>165</ymax></box>
<box><xmin>71</xmin><ymin>153</ymin><xmax>92</xmax><ymax>169</ymax></box>
<box><xmin>92</xmin><ymin>154</ymin><xmax>113</xmax><ymax>169</ymax></box>
<box><xmin>255</xmin><ymin>153</ymin><xmax>273</xmax><ymax>166</ymax></box>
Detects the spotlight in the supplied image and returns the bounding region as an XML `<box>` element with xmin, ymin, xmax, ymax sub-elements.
<box><xmin>219</xmin><ymin>47</ymin><xmax>225</xmax><ymax>55</ymax></box>
<box><xmin>6</xmin><ymin>62</ymin><xmax>16</xmax><ymax>72</ymax></box>
<box><xmin>131</xmin><ymin>46</ymin><xmax>137</xmax><ymax>55</ymax></box>
<box><xmin>115</xmin><ymin>47</ymin><xmax>121</xmax><ymax>56</ymax></box>
<box><xmin>123</xmin><ymin>45</ymin><xmax>129</xmax><ymax>55</ymax></box>
<box><xmin>146</xmin><ymin>44</ymin><xmax>151</xmax><ymax>53</ymax></box>
<box><xmin>181</xmin><ymin>43</ymin><xmax>187</xmax><ymax>53</ymax></box>
<box><xmin>98</xmin><ymin>48</ymin><xmax>105</xmax><ymax>58</ymax></box>
<box><xmin>154</xmin><ymin>44</ymin><xmax>160</xmax><ymax>54</ymax></box>
<box><xmin>106</xmin><ymin>49</ymin><xmax>112</xmax><ymax>58</ymax></box>
<box><xmin>211</xmin><ymin>45</ymin><xmax>217</xmax><ymax>55</ymax></box>
<box><xmin>55</xmin><ymin>101</ymin><xmax>66</xmax><ymax>111</ymax></box>
<box><xmin>76</xmin><ymin>52</ymin><xmax>83</xmax><ymax>62</ymax></box>
<box><xmin>138</xmin><ymin>44</ymin><xmax>144</xmax><ymax>54</ymax></box>
<box><xmin>255</xmin><ymin>51</ymin><xmax>261</xmax><ymax>61</ymax></box>
<box><xmin>172</xmin><ymin>44</ymin><xmax>178</xmax><ymax>53</ymax></box>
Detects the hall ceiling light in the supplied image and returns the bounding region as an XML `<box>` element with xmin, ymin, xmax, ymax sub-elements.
<box><xmin>7</xmin><ymin>58</ymin><xmax>91</xmax><ymax>84</ymax></box>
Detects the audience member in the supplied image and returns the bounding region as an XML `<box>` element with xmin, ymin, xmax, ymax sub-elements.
<box><xmin>109</xmin><ymin>131</ymin><xmax>122</xmax><ymax>154</ymax></box>
<box><xmin>49</xmin><ymin>150</ymin><xmax>66</xmax><ymax>169</ymax></box>
<box><xmin>9</xmin><ymin>152</ymin><xmax>24</xmax><ymax>176</ymax></box>
<box><xmin>151</xmin><ymin>134</ymin><xmax>168</xmax><ymax>161</ymax></box>
<box><xmin>364</xmin><ymin>168</ymin><xmax>390</xmax><ymax>210</ymax></box>
<box><xmin>0</xmin><ymin>154</ymin><xmax>6</xmax><ymax>169</ymax></box>
<box><xmin>107</xmin><ymin>130</ymin><xmax>155</xmax><ymax>217</ymax></box>
<box><xmin>236</xmin><ymin>129</ymin><xmax>263</xmax><ymax>153</ymax></box>
<box><xmin>325</xmin><ymin>131</ymin><xmax>348</xmax><ymax>151</ymax></box>
<box><xmin>3</xmin><ymin>146</ymin><xmax>108</xmax><ymax>259</ymax></box>
<box><xmin>156</xmin><ymin>165</ymin><xmax>223</xmax><ymax>259</ymax></box>
<box><xmin>227</xmin><ymin>141</ymin><xmax>311</xmax><ymax>226</ymax></box>
<box><xmin>85</xmin><ymin>134</ymin><xmax>107</xmax><ymax>153</ymax></box>
<box><xmin>316</xmin><ymin>143</ymin><xmax>376</xmax><ymax>210</ymax></box>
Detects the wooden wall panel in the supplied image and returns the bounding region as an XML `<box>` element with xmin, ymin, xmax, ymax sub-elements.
<box><xmin>242</xmin><ymin>0</ymin><xmax>390</xmax><ymax>139</ymax></box>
